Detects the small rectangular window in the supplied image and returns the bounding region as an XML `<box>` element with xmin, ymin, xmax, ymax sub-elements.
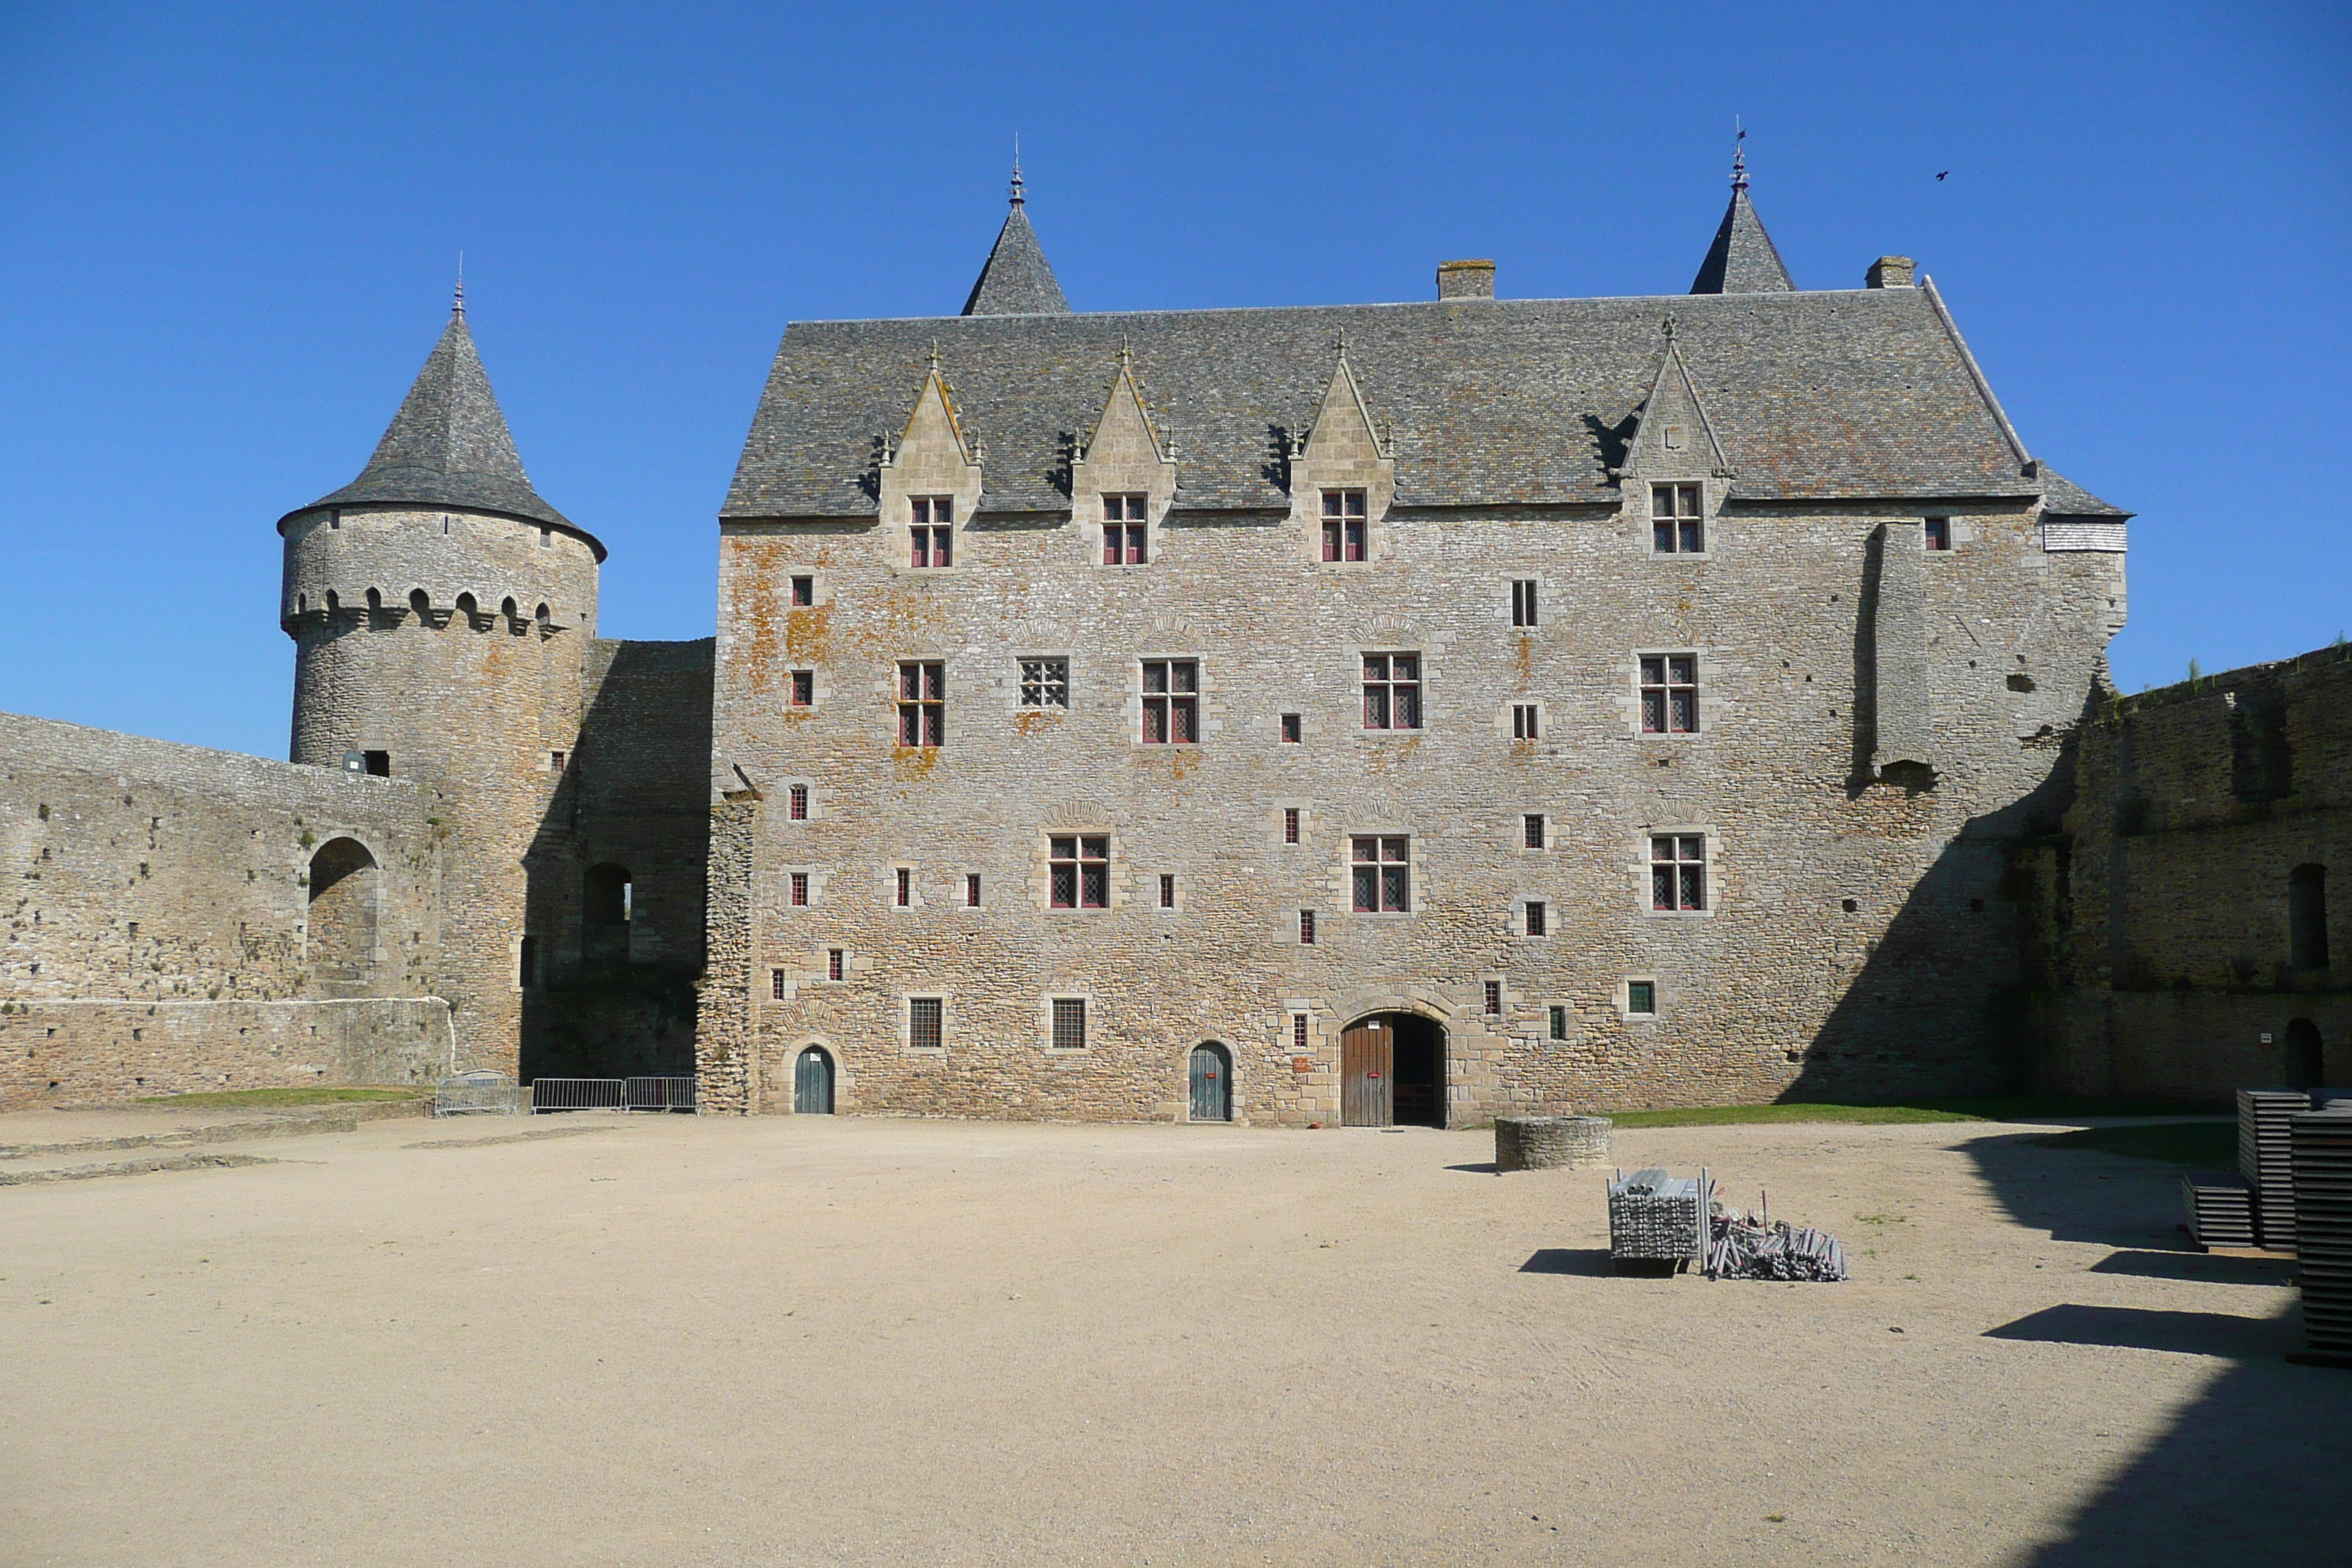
<box><xmin>1158</xmin><ymin>873</ymin><xmax>1175</xmax><ymax>909</ymax></box>
<box><xmin>1293</xmin><ymin>1014</ymin><xmax>1309</xmax><ymax>1052</ymax></box>
<box><xmin>910</xmin><ymin>497</ymin><xmax>953</xmax><ymax>568</ymax></box>
<box><xmin>790</xmin><ymin>872</ymin><xmax>810</xmax><ymax>908</ymax></box>
<box><xmin>1548</xmin><ymin>1004</ymin><xmax>1568</xmax><ymax>1041</ymax></box>
<box><xmin>549</xmin><ymin>750</ymin><xmax>567</xmax><ymax>772</ymax></box>
<box><xmin>363</xmin><ymin>750</ymin><xmax>391</xmax><ymax>777</ymax></box>
<box><xmin>910</xmin><ymin>996</ymin><xmax>943</xmax><ymax>1050</ymax></box>
<box><xmin>827</xmin><ymin>948</ymin><xmax>844</xmax><ymax>981</ymax></box>
<box><xmin>895</xmin><ymin>867</ymin><xmax>911</xmax><ymax>907</ymax></box>
<box><xmin>1103</xmin><ymin>494</ymin><xmax>1148</xmax><ymax>565</ymax></box>
<box><xmin>1019</xmin><ymin>658</ymin><xmax>1068</xmax><ymax>709</ymax></box>
<box><xmin>1523</xmin><ymin>813</ymin><xmax>1545</xmax><ymax>850</ymax></box>
<box><xmin>1484</xmin><ymin>979</ymin><xmax>1501</xmax><ymax>1015</ymax></box>
<box><xmin>1284</xmin><ymin>807</ymin><xmax>1301</xmax><ymax>845</ymax></box>
<box><xmin>772</xmin><ymin>968</ymin><xmax>787</xmax><ymax>1000</ymax></box>
<box><xmin>898</xmin><ymin>661</ymin><xmax>945</xmax><ymax>747</ymax></box>
<box><xmin>966</xmin><ymin>872</ymin><xmax>981</xmax><ymax>908</ymax></box>
<box><xmin>1924</xmin><ymin>516</ymin><xmax>1951</xmax><ymax>551</ymax></box>
<box><xmin>1640</xmin><ymin>655</ymin><xmax>1700</xmax><ymax>734</ymax></box>
<box><xmin>1525</xmin><ymin>900</ymin><xmax>1547</xmax><ymax>937</ymax></box>
<box><xmin>1050</xmin><ymin>836</ymin><xmax>1111</xmax><ymax>909</ymax></box>
<box><xmin>519</xmin><ymin>935</ymin><xmax>539</xmax><ymax>988</ymax></box>
<box><xmin>1651</xmin><ymin>835</ymin><xmax>1707</xmax><ymax>912</ymax></box>
<box><xmin>1351</xmin><ymin>835</ymin><xmax>1409</xmax><ymax>913</ymax></box>
<box><xmin>1142</xmin><ymin>660</ymin><xmax>1199</xmax><ymax>744</ymax></box>
<box><xmin>1362</xmin><ymin>653</ymin><xmax>1421</xmax><ymax>731</ymax></box>
<box><xmin>1651</xmin><ymin>483</ymin><xmax>1703</xmax><ymax>554</ymax></box>
<box><xmin>790</xmin><ymin>671</ymin><xmax>814</xmax><ymax>706</ymax></box>
<box><xmin>1299</xmin><ymin>908</ymin><xmax>1316</xmax><ymax>945</ymax></box>
<box><xmin>1052</xmin><ymin>997</ymin><xmax>1087</xmax><ymax>1050</ymax></box>
<box><xmin>790</xmin><ymin>575</ymin><xmax>815</xmax><ymax>606</ymax></box>
<box><xmin>788</xmin><ymin>784</ymin><xmax>809</xmax><ymax>821</ymax></box>
<box><xmin>1280</xmin><ymin>713</ymin><xmax>1302</xmax><ymax>744</ymax></box>
<box><xmin>1627</xmin><ymin>980</ymin><xmax>1657</xmax><ymax>1015</ymax></box>
<box><xmin>539</xmin><ymin>526</ymin><xmax>552</xmax><ymax>548</ymax></box>
<box><xmin>1320</xmin><ymin>489</ymin><xmax>1368</xmax><ymax>562</ymax></box>
<box><xmin>1511</xmin><ymin>704</ymin><xmax>1539</xmax><ymax>739</ymax></box>
<box><xmin>1510</xmin><ymin>578</ymin><xmax>1539</xmax><ymax>627</ymax></box>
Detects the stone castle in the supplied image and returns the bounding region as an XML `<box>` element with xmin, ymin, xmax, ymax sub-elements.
<box><xmin>8</xmin><ymin>156</ymin><xmax>2334</xmax><ymax>1117</ymax></box>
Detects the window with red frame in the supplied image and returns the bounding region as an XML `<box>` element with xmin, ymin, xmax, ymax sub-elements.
<box><xmin>1362</xmin><ymin>653</ymin><xmax>1420</xmax><ymax>730</ymax></box>
<box><xmin>1142</xmin><ymin>660</ymin><xmax>1197</xmax><ymax>744</ymax></box>
<box><xmin>1351</xmin><ymin>836</ymin><xmax>1409</xmax><ymax>912</ymax></box>
<box><xmin>897</xmin><ymin>661</ymin><xmax>944</xmax><ymax>747</ymax></box>
<box><xmin>791</xmin><ymin>670</ymin><xmax>813</xmax><ymax>706</ymax></box>
<box><xmin>1321</xmin><ymin>489</ymin><xmax>1366</xmax><ymax>561</ymax></box>
<box><xmin>910</xmin><ymin>496</ymin><xmax>953</xmax><ymax>567</ymax></box>
<box><xmin>1103</xmin><ymin>494</ymin><xmax>1147</xmax><ymax>565</ymax></box>
<box><xmin>1050</xmin><ymin>836</ymin><xmax>1110</xmax><ymax>909</ymax></box>
<box><xmin>788</xmin><ymin>785</ymin><xmax>808</xmax><ymax>821</ymax></box>
<box><xmin>1651</xmin><ymin>835</ymin><xmax>1706</xmax><ymax>911</ymax></box>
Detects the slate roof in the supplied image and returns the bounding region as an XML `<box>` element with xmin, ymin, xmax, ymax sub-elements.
<box><xmin>724</xmin><ymin>284</ymin><xmax>2050</xmax><ymax>519</ymax></box>
<box><xmin>1690</xmin><ymin>186</ymin><xmax>1795</xmax><ymax>294</ymax></box>
<box><xmin>2039</xmin><ymin>469</ymin><xmax>2132</xmax><ymax>519</ymax></box>
<box><xmin>283</xmin><ymin>306</ymin><xmax>600</xmax><ymax>554</ymax></box>
<box><xmin>962</xmin><ymin>202</ymin><xmax>1071</xmax><ymax>317</ymax></box>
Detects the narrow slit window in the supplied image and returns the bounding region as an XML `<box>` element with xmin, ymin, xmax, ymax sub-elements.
<box><xmin>1523</xmin><ymin>813</ymin><xmax>1545</xmax><ymax>850</ymax></box>
<box><xmin>1362</xmin><ymin>653</ymin><xmax>1421</xmax><ymax>730</ymax></box>
<box><xmin>1651</xmin><ymin>835</ymin><xmax>1707</xmax><ymax>912</ymax></box>
<box><xmin>1050</xmin><ymin>836</ymin><xmax>1110</xmax><ymax>909</ymax></box>
<box><xmin>1351</xmin><ymin>836</ymin><xmax>1410</xmax><ymax>912</ymax></box>
<box><xmin>1651</xmin><ymin>483</ymin><xmax>1703</xmax><ymax>553</ymax></box>
<box><xmin>771</xmin><ymin>968</ymin><xmax>787</xmax><ymax>1000</ymax></box>
<box><xmin>1510</xmin><ymin>578</ymin><xmax>1539</xmax><ymax>627</ymax></box>
<box><xmin>966</xmin><ymin>872</ymin><xmax>982</xmax><ymax>908</ymax></box>
<box><xmin>1019</xmin><ymin>658</ymin><xmax>1068</xmax><ymax>709</ymax></box>
<box><xmin>1299</xmin><ymin>908</ymin><xmax>1316</xmax><ymax>945</ymax></box>
<box><xmin>1640</xmin><ymin>655</ymin><xmax>1699</xmax><ymax>734</ymax></box>
<box><xmin>1102</xmin><ymin>494</ymin><xmax>1148</xmax><ymax>565</ymax></box>
<box><xmin>1512</xmin><ymin>704</ymin><xmax>1539</xmax><ymax>739</ymax></box>
<box><xmin>1321</xmin><ymin>489</ymin><xmax>1368</xmax><ymax>562</ymax></box>
<box><xmin>791</xmin><ymin>671</ymin><xmax>814</xmax><ymax>706</ymax></box>
<box><xmin>1293</xmin><ymin>1014</ymin><xmax>1309</xmax><ymax>1052</ymax></box>
<box><xmin>1157</xmin><ymin>873</ymin><xmax>1176</xmax><ymax>909</ymax></box>
<box><xmin>910</xmin><ymin>996</ymin><xmax>943</xmax><ymax>1050</ymax></box>
<box><xmin>790</xmin><ymin>575</ymin><xmax>815</xmax><ymax>606</ymax></box>
<box><xmin>1142</xmin><ymin>660</ymin><xmax>1199</xmax><ymax>744</ymax></box>
<box><xmin>790</xmin><ymin>872</ymin><xmax>810</xmax><ymax>908</ymax></box>
<box><xmin>1548</xmin><ymin>1005</ymin><xmax>1568</xmax><ymax>1041</ymax></box>
<box><xmin>1525</xmin><ymin>900</ymin><xmax>1547</xmax><ymax>937</ymax></box>
<box><xmin>898</xmin><ymin>661</ymin><xmax>945</xmax><ymax>747</ymax></box>
<box><xmin>895</xmin><ymin>867</ymin><xmax>912</xmax><ymax>908</ymax></box>
<box><xmin>827</xmin><ymin>949</ymin><xmax>844</xmax><ymax>981</ymax></box>
<box><xmin>1284</xmin><ymin>807</ymin><xmax>1301</xmax><ymax>844</ymax></box>
<box><xmin>788</xmin><ymin>784</ymin><xmax>809</xmax><ymax>821</ymax></box>
<box><xmin>1484</xmin><ymin>980</ymin><xmax>1502</xmax><ymax>1015</ymax></box>
<box><xmin>910</xmin><ymin>497</ymin><xmax>953</xmax><ymax>568</ymax></box>
<box><xmin>1052</xmin><ymin>998</ymin><xmax>1087</xmax><ymax>1051</ymax></box>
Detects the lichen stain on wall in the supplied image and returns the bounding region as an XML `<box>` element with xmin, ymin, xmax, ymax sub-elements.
<box><xmin>729</xmin><ymin>539</ymin><xmax>788</xmax><ymax>697</ymax></box>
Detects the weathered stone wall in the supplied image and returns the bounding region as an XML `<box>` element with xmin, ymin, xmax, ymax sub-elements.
<box><xmin>704</xmin><ymin>489</ymin><xmax>2123</xmax><ymax>1123</ymax></box>
<box><xmin>2024</xmin><ymin>644</ymin><xmax>2351</xmax><ymax>1099</ymax></box>
<box><xmin>0</xmin><ymin>998</ymin><xmax>453</xmax><ymax>1108</ymax></box>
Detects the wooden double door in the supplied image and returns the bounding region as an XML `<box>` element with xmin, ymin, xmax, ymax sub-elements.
<box><xmin>1342</xmin><ymin>1014</ymin><xmax>1446</xmax><ymax>1128</ymax></box>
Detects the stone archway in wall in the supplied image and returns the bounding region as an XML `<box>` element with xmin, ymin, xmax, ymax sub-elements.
<box><xmin>308</xmin><ymin>837</ymin><xmax>380</xmax><ymax>998</ymax></box>
<box><xmin>1340</xmin><ymin>1011</ymin><xmax>1449</xmax><ymax>1128</ymax></box>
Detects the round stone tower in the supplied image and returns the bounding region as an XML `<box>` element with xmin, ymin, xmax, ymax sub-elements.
<box><xmin>279</xmin><ymin>291</ymin><xmax>604</xmax><ymax>1070</ymax></box>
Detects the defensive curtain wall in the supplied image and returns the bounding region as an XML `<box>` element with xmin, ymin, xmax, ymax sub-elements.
<box><xmin>2020</xmin><ymin>641</ymin><xmax>2350</xmax><ymax>1100</ymax></box>
<box><xmin>0</xmin><ymin>710</ymin><xmax>455</xmax><ymax>1107</ymax></box>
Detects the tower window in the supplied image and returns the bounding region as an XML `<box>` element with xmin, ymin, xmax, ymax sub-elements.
<box><xmin>1351</xmin><ymin>836</ymin><xmax>1410</xmax><ymax>913</ymax></box>
<box><xmin>909</xmin><ymin>996</ymin><xmax>943</xmax><ymax>1052</ymax></box>
<box><xmin>1651</xmin><ymin>835</ymin><xmax>1708</xmax><ymax>912</ymax></box>
<box><xmin>1924</xmin><ymin>516</ymin><xmax>1951</xmax><ymax>551</ymax></box>
<box><xmin>363</xmin><ymin>751</ymin><xmax>391</xmax><ymax>777</ymax></box>
<box><xmin>1052</xmin><ymin>998</ymin><xmax>1088</xmax><ymax>1051</ymax></box>
<box><xmin>895</xmin><ymin>867</ymin><xmax>911</xmax><ymax>907</ymax></box>
<box><xmin>1525</xmin><ymin>900</ymin><xmax>1548</xmax><ymax>937</ymax></box>
<box><xmin>1362</xmin><ymin>654</ymin><xmax>1421</xmax><ymax>730</ymax></box>
<box><xmin>549</xmin><ymin>750</ymin><xmax>567</xmax><ymax>772</ymax></box>
<box><xmin>790</xmin><ymin>872</ymin><xmax>810</xmax><ymax>908</ymax></box>
<box><xmin>1050</xmin><ymin>837</ymin><xmax>1110</xmax><ymax>909</ymax></box>
<box><xmin>2291</xmin><ymin>864</ymin><xmax>2329</xmax><ymax>970</ymax></box>
<box><xmin>1510</xmin><ymin>579</ymin><xmax>1539</xmax><ymax>627</ymax></box>
<box><xmin>788</xmin><ymin>784</ymin><xmax>809</xmax><ymax>821</ymax></box>
<box><xmin>1641</xmin><ymin>655</ymin><xmax>1700</xmax><ymax>734</ymax></box>
<box><xmin>1512</xmin><ymin>704</ymin><xmax>1539</xmax><ymax>739</ymax></box>
<box><xmin>539</xmin><ymin>526</ymin><xmax>552</xmax><ymax>548</ymax></box>
<box><xmin>1651</xmin><ymin>483</ymin><xmax>1703</xmax><ymax>554</ymax></box>
<box><xmin>1299</xmin><ymin>908</ymin><xmax>1316</xmax><ymax>945</ymax></box>
<box><xmin>1484</xmin><ymin>980</ymin><xmax>1502</xmax><ymax>1016</ymax></box>
<box><xmin>1524</xmin><ymin>813</ymin><xmax>1545</xmax><ymax>850</ymax></box>
<box><xmin>967</xmin><ymin>872</ymin><xmax>983</xmax><ymax>908</ymax></box>
<box><xmin>1284</xmin><ymin>807</ymin><xmax>1301</xmax><ymax>845</ymax></box>
<box><xmin>1019</xmin><ymin>658</ymin><xmax>1069</xmax><ymax>709</ymax></box>
<box><xmin>1294</xmin><ymin>1014</ymin><xmax>1310</xmax><ymax>1052</ymax></box>
<box><xmin>897</xmin><ymin>661</ymin><xmax>945</xmax><ymax>747</ymax></box>
<box><xmin>771</xmin><ymin>968</ymin><xmax>787</xmax><ymax>1000</ymax></box>
<box><xmin>791</xmin><ymin>671</ymin><xmax>814</xmax><ymax>706</ymax></box>
<box><xmin>1280</xmin><ymin>713</ymin><xmax>1302</xmax><ymax>744</ymax></box>
<box><xmin>1158</xmin><ymin>873</ymin><xmax>1176</xmax><ymax>909</ymax></box>
<box><xmin>1548</xmin><ymin>1005</ymin><xmax>1568</xmax><ymax>1041</ymax></box>
<box><xmin>910</xmin><ymin>497</ymin><xmax>954</xmax><ymax>568</ymax></box>
<box><xmin>1627</xmin><ymin>980</ymin><xmax>1658</xmax><ymax>1015</ymax></box>
<box><xmin>1321</xmin><ymin>489</ymin><xmax>1368</xmax><ymax>562</ymax></box>
<box><xmin>519</xmin><ymin>935</ymin><xmax>539</xmax><ymax>989</ymax></box>
<box><xmin>791</xmin><ymin>575</ymin><xmax>815</xmax><ymax>606</ymax></box>
<box><xmin>1103</xmin><ymin>494</ymin><xmax>1148</xmax><ymax>565</ymax></box>
<box><xmin>1142</xmin><ymin>660</ymin><xmax>1198</xmax><ymax>744</ymax></box>
<box><xmin>828</xmin><ymin>949</ymin><xmax>845</xmax><ymax>981</ymax></box>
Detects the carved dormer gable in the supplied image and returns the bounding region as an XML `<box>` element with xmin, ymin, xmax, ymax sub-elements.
<box><xmin>1286</xmin><ymin>343</ymin><xmax>1397</xmax><ymax>566</ymax></box>
<box><xmin>875</xmin><ymin>353</ymin><xmax>985</xmax><ymax>571</ymax></box>
<box><xmin>1618</xmin><ymin>326</ymin><xmax>1733</xmax><ymax>554</ymax></box>
<box><xmin>1068</xmin><ymin>350</ymin><xmax>1177</xmax><ymax>566</ymax></box>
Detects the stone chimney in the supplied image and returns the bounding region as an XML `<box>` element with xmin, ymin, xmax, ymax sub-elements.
<box><xmin>1437</xmin><ymin>260</ymin><xmax>1496</xmax><ymax>300</ymax></box>
<box><xmin>1865</xmin><ymin>255</ymin><xmax>1916</xmax><ymax>290</ymax></box>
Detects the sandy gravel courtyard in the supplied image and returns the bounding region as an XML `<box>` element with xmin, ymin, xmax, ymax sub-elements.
<box><xmin>2</xmin><ymin>1109</ymin><xmax>2345</xmax><ymax>1567</ymax></box>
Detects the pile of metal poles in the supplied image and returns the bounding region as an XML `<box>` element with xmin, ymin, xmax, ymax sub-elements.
<box><xmin>1705</xmin><ymin>1199</ymin><xmax>1850</xmax><ymax>1282</ymax></box>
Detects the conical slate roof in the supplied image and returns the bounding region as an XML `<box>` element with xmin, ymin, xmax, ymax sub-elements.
<box><xmin>1689</xmin><ymin>185</ymin><xmax>1794</xmax><ymax>295</ymax></box>
<box><xmin>962</xmin><ymin>170</ymin><xmax>1071</xmax><ymax>316</ymax></box>
<box><xmin>284</xmin><ymin>304</ymin><xmax>591</xmax><ymax>545</ymax></box>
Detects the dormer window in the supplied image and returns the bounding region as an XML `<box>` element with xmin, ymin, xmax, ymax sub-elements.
<box><xmin>1322</xmin><ymin>489</ymin><xmax>1367</xmax><ymax>562</ymax></box>
<box><xmin>1103</xmin><ymin>494</ymin><xmax>1148</xmax><ymax>565</ymax></box>
<box><xmin>911</xmin><ymin>497</ymin><xmax>954</xmax><ymax>568</ymax></box>
<box><xmin>1651</xmin><ymin>483</ymin><xmax>1703</xmax><ymax>554</ymax></box>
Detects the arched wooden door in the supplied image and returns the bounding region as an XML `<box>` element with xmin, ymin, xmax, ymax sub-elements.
<box><xmin>1341</xmin><ymin>1017</ymin><xmax>1393</xmax><ymax>1127</ymax></box>
<box><xmin>1189</xmin><ymin>1043</ymin><xmax>1232</xmax><ymax>1122</ymax></box>
<box><xmin>794</xmin><ymin>1047</ymin><xmax>835</xmax><ymax>1114</ymax></box>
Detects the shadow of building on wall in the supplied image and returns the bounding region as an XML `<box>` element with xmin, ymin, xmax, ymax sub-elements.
<box><xmin>521</xmin><ymin>637</ymin><xmax>715</xmax><ymax>1080</ymax></box>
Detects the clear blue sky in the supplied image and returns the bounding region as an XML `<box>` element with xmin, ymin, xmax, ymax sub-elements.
<box><xmin>1</xmin><ymin>1</ymin><xmax>2345</xmax><ymax>759</ymax></box>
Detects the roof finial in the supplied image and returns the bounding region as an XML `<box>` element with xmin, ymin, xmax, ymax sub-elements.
<box><xmin>927</xmin><ymin>339</ymin><xmax>943</xmax><ymax>374</ymax></box>
<box><xmin>453</xmin><ymin>252</ymin><xmax>465</xmax><ymax>317</ymax></box>
<box><xmin>1116</xmin><ymin>331</ymin><xmax>1133</xmax><ymax>370</ymax></box>
<box><xmin>1730</xmin><ymin>118</ymin><xmax>1749</xmax><ymax>193</ymax></box>
<box><xmin>1334</xmin><ymin>326</ymin><xmax>1349</xmax><ymax>359</ymax></box>
<box><xmin>1009</xmin><ymin>135</ymin><xmax>1025</xmax><ymax>209</ymax></box>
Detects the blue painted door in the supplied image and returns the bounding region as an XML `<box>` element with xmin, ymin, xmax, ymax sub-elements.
<box><xmin>1189</xmin><ymin>1044</ymin><xmax>1230</xmax><ymax>1122</ymax></box>
<box><xmin>795</xmin><ymin>1047</ymin><xmax>834</xmax><ymax>1114</ymax></box>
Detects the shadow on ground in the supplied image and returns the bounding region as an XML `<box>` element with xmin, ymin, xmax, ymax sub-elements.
<box><xmin>1963</xmin><ymin>1127</ymin><xmax>2351</xmax><ymax>1566</ymax></box>
<box><xmin>1518</xmin><ymin>1248</ymin><xmax>1613</xmax><ymax>1277</ymax></box>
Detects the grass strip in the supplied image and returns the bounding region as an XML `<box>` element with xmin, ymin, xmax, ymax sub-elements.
<box><xmin>133</xmin><ymin>1086</ymin><xmax>424</xmax><ymax>1108</ymax></box>
<box><xmin>2030</xmin><ymin>1122</ymin><xmax>2239</xmax><ymax>1166</ymax></box>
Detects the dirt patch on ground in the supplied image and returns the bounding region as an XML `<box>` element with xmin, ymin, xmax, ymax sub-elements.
<box><xmin>1</xmin><ymin>1116</ymin><xmax>2342</xmax><ymax>1566</ymax></box>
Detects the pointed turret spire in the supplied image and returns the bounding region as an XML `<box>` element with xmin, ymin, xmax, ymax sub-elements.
<box><xmin>961</xmin><ymin>154</ymin><xmax>1071</xmax><ymax>316</ymax></box>
<box><xmin>282</xmin><ymin>301</ymin><xmax>588</xmax><ymax>543</ymax></box>
<box><xmin>1689</xmin><ymin>127</ymin><xmax>1795</xmax><ymax>295</ymax></box>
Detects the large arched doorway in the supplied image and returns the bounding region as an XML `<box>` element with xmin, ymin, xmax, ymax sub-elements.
<box><xmin>1189</xmin><ymin>1041</ymin><xmax>1232</xmax><ymax>1122</ymax></box>
<box><xmin>2284</xmin><ymin>1018</ymin><xmax>2325</xmax><ymax>1090</ymax></box>
<box><xmin>794</xmin><ymin>1046</ymin><xmax>835</xmax><ymax>1114</ymax></box>
<box><xmin>307</xmin><ymin>837</ymin><xmax>379</xmax><ymax>998</ymax></box>
<box><xmin>1341</xmin><ymin>1012</ymin><xmax>1447</xmax><ymax>1128</ymax></box>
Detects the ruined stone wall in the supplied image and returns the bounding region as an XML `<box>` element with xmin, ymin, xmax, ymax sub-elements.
<box><xmin>704</xmin><ymin>493</ymin><xmax>2123</xmax><ymax>1122</ymax></box>
<box><xmin>2026</xmin><ymin>644</ymin><xmax>2351</xmax><ymax>1098</ymax></box>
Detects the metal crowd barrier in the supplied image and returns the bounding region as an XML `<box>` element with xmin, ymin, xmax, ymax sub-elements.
<box><xmin>434</xmin><ymin>1071</ymin><xmax>523</xmax><ymax>1117</ymax></box>
<box><xmin>623</xmin><ymin>1076</ymin><xmax>698</xmax><ymax>1113</ymax></box>
<box><xmin>530</xmin><ymin>1077</ymin><xmax>627</xmax><ymax>1113</ymax></box>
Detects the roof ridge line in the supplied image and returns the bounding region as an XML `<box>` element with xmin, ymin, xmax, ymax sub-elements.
<box><xmin>1921</xmin><ymin>274</ymin><xmax>2030</xmax><ymax>472</ymax></box>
